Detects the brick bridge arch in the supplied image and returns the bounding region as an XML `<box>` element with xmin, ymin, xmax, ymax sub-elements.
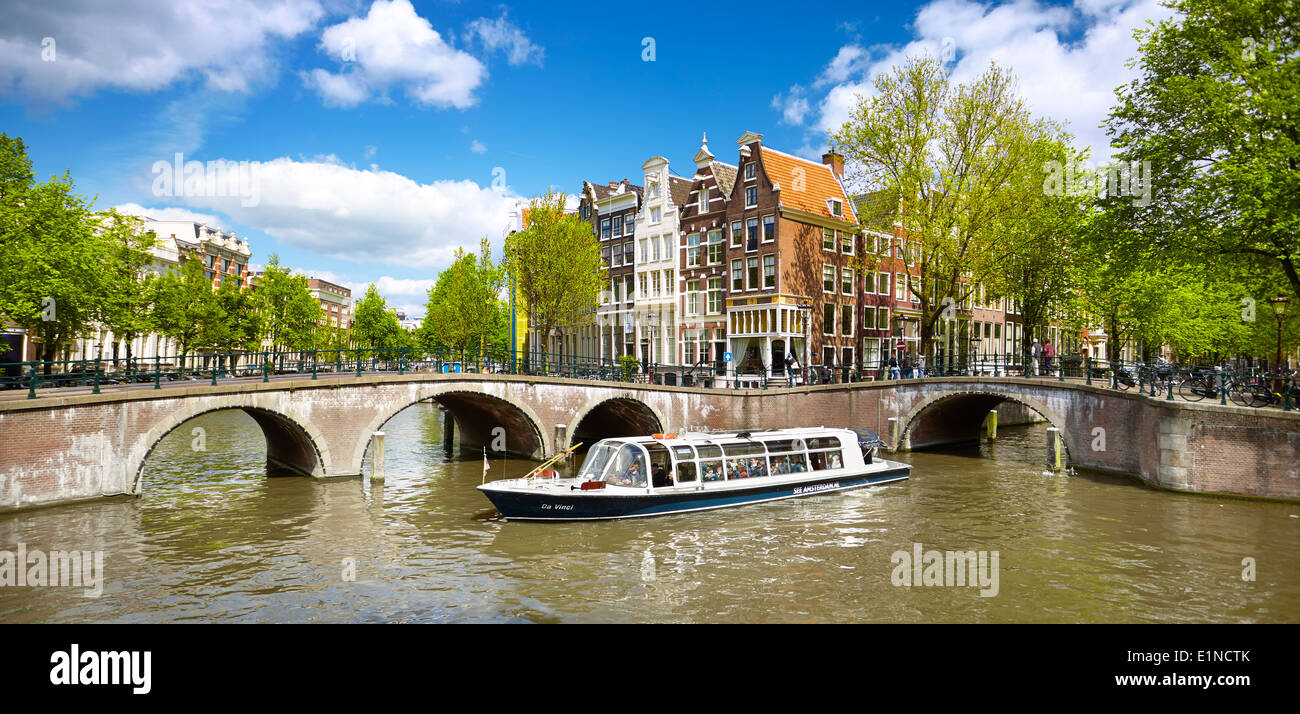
<box><xmin>567</xmin><ymin>397</ymin><xmax>668</xmax><ymax>449</ymax></box>
<box><xmin>350</xmin><ymin>385</ymin><xmax>551</xmax><ymax>473</ymax></box>
<box><xmin>129</xmin><ymin>399</ymin><xmax>334</xmax><ymax>494</ymax></box>
<box><xmin>897</xmin><ymin>386</ymin><xmax>1073</xmax><ymax>460</ymax></box>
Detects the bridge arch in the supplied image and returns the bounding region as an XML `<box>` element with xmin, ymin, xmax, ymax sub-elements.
<box><xmin>351</xmin><ymin>385</ymin><xmax>549</xmax><ymax>472</ymax></box>
<box><xmin>898</xmin><ymin>387</ymin><xmax>1072</xmax><ymax>460</ymax></box>
<box><xmin>129</xmin><ymin>401</ymin><xmax>331</xmax><ymax>493</ymax></box>
<box><xmin>568</xmin><ymin>396</ymin><xmax>666</xmax><ymax>449</ymax></box>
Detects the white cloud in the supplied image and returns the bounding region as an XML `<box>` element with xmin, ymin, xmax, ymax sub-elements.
<box><xmin>0</xmin><ymin>0</ymin><xmax>324</xmax><ymax>103</ymax></box>
<box><xmin>113</xmin><ymin>202</ymin><xmax>226</xmax><ymax>227</ymax></box>
<box><xmin>147</xmin><ymin>155</ymin><xmax>521</xmax><ymax>270</ymax></box>
<box><xmin>471</xmin><ymin>139</ymin><xmax>487</xmax><ymax>154</ymax></box>
<box><xmin>771</xmin><ymin>85</ymin><xmax>811</xmax><ymax>126</ymax></box>
<box><xmin>807</xmin><ymin>0</ymin><xmax>1177</xmax><ymax>163</ymax></box>
<box><xmin>303</xmin><ymin>0</ymin><xmax>486</xmax><ymax>109</ymax></box>
<box><xmin>465</xmin><ymin>11</ymin><xmax>544</xmax><ymax>67</ymax></box>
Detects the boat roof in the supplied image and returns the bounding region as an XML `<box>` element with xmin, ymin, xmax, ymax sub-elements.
<box><xmin>609</xmin><ymin>426</ymin><xmax>882</xmax><ymax>447</ymax></box>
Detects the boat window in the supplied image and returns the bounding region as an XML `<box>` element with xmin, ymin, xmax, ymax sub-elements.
<box><xmin>808</xmin><ymin>436</ymin><xmax>844</xmax><ymax>471</ymax></box>
<box><xmin>723</xmin><ymin>441</ymin><xmax>765</xmax><ymax>456</ymax></box>
<box><xmin>763</xmin><ymin>439</ymin><xmax>796</xmax><ymax>453</ymax></box>
<box><xmin>579</xmin><ymin>443</ymin><xmax>618</xmax><ymax>481</ymax></box>
<box><xmin>646</xmin><ymin>443</ymin><xmax>673</xmax><ymax>488</ymax></box>
<box><xmin>696</xmin><ymin>443</ymin><xmax>723</xmax><ymax>459</ymax></box>
<box><xmin>673</xmin><ymin>445</ymin><xmax>697</xmax><ymax>483</ymax></box>
<box><xmin>770</xmin><ymin>453</ymin><xmax>808</xmax><ymax>475</ymax></box>
<box><xmin>604</xmin><ymin>443</ymin><xmax>648</xmax><ymax>487</ymax></box>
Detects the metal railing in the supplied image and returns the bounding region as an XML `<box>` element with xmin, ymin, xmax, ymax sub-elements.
<box><xmin>1</xmin><ymin>347</ymin><xmax>1292</xmax><ymax>411</ymax></box>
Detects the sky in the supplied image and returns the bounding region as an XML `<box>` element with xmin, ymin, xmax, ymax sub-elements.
<box><xmin>0</xmin><ymin>0</ymin><xmax>1177</xmax><ymax>318</ymax></box>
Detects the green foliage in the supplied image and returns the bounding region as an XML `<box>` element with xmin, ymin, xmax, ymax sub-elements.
<box><xmin>419</xmin><ymin>236</ymin><xmax>507</xmax><ymax>353</ymax></box>
<box><xmin>831</xmin><ymin>57</ymin><xmax>1044</xmax><ymax>354</ymax></box>
<box><xmin>1092</xmin><ymin>0</ymin><xmax>1299</xmax><ymax>361</ymax></box>
<box><xmin>152</xmin><ymin>257</ymin><xmax>221</xmax><ymax>374</ymax></box>
<box><xmin>503</xmin><ymin>190</ymin><xmax>604</xmax><ymax>367</ymax></box>
<box><xmin>352</xmin><ymin>284</ymin><xmax>408</xmax><ymax>354</ymax></box>
<box><xmin>254</xmin><ymin>254</ymin><xmax>321</xmax><ymax>351</ymax></box>
<box><xmin>617</xmin><ymin>354</ymin><xmax>639</xmax><ymax>381</ymax></box>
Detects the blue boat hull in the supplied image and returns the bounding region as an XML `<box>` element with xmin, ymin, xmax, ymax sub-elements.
<box><xmin>480</xmin><ymin>466</ymin><xmax>909</xmax><ymax>521</ymax></box>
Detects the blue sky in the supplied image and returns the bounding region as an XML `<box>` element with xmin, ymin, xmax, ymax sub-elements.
<box><xmin>0</xmin><ymin>0</ymin><xmax>1174</xmax><ymax>317</ymax></box>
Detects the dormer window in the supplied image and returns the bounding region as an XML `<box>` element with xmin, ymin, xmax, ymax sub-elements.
<box><xmin>830</xmin><ymin>199</ymin><xmax>843</xmax><ymax>217</ymax></box>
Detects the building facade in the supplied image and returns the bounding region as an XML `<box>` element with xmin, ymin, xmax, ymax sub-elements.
<box><xmin>581</xmin><ymin>179</ymin><xmax>641</xmax><ymax>361</ymax></box>
<box><xmin>631</xmin><ymin>156</ymin><xmax>691</xmax><ymax>366</ymax></box>
<box><xmin>676</xmin><ymin>134</ymin><xmax>734</xmax><ymax>372</ymax></box>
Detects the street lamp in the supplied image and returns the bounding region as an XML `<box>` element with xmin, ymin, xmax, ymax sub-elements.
<box><xmin>1270</xmin><ymin>293</ymin><xmax>1291</xmax><ymax>385</ymax></box>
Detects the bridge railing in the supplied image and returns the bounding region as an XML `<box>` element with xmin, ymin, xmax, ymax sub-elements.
<box><xmin>1</xmin><ymin>347</ymin><xmax>1292</xmax><ymax>411</ymax></box>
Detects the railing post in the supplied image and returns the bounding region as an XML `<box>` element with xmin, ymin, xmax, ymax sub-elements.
<box><xmin>211</xmin><ymin>355</ymin><xmax>218</xmax><ymax>386</ymax></box>
<box><xmin>155</xmin><ymin>354</ymin><xmax>162</xmax><ymax>389</ymax></box>
<box><xmin>27</xmin><ymin>362</ymin><xmax>37</xmax><ymax>399</ymax></box>
<box><xmin>1085</xmin><ymin>356</ymin><xmax>1092</xmax><ymax>386</ymax></box>
<box><xmin>93</xmin><ymin>358</ymin><xmax>101</xmax><ymax>394</ymax></box>
<box><xmin>1166</xmin><ymin>370</ymin><xmax>1175</xmax><ymax>401</ymax></box>
<box><xmin>398</xmin><ymin>347</ymin><xmax>405</xmax><ymax>375</ymax></box>
<box><xmin>1284</xmin><ymin>376</ymin><xmax>1292</xmax><ymax>412</ymax></box>
<box><xmin>1219</xmin><ymin>371</ymin><xmax>1227</xmax><ymax>405</ymax></box>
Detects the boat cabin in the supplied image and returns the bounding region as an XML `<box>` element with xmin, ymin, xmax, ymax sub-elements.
<box><xmin>576</xmin><ymin>428</ymin><xmax>885</xmax><ymax>490</ymax></box>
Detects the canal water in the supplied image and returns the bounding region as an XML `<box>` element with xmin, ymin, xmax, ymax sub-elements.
<box><xmin>2</xmin><ymin>403</ymin><xmax>1297</xmax><ymax>623</ymax></box>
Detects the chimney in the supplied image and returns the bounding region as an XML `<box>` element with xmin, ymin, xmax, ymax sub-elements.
<box><xmin>822</xmin><ymin>151</ymin><xmax>844</xmax><ymax>179</ymax></box>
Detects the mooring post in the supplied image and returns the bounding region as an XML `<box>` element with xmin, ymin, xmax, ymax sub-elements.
<box><xmin>371</xmin><ymin>431</ymin><xmax>386</xmax><ymax>481</ymax></box>
<box><xmin>554</xmin><ymin>423</ymin><xmax>568</xmax><ymax>461</ymax></box>
<box><xmin>1046</xmin><ymin>427</ymin><xmax>1064</xmax><ymax>471</ymax></box>
<box><xmin>887</xmin><ymin>417</ymin><xmax>900</xmax><ymax>450</ymax></box>
<box><xmin>987</xmin><ymin>409</ymin><xmax>998</xmax><ymax>441</ymax></box>
<box><xmin>442</xmin><ymin>410</ymin><xmax>455</xmax><ymax>455</ymax></box>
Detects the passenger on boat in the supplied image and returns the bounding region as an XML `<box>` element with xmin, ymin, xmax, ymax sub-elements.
<box><xmin>610</xmin><ymin>461</ymin><xmax>646</xmax><ymax>487</ymax></box>
<box><xmin>703</xmin><ymin>465</ymin><xmax>723</xmax><ymax>482</ymax></box>
<box><xmin>652</xmin><ymin>465</ymin><xmax>672</xmax><ymax>488</ymax></box>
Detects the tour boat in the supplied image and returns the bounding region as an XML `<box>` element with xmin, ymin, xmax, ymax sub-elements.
<box><xmin>477</xmin><ymin>427</ymin><xmax>909</xmax><ymax>521</ymax></box>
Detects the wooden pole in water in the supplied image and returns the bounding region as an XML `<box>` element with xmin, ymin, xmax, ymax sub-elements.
<box><xmin>442</xmin><ymin>410</ymin><xmax>454</xmax><ymax>455</ymax></box>
<box><xmin>1046</xmin><ymin>427</ymin><xmax>1063</xmax><ymax>471</ymax></box>
<box><xmin>371</xmin><ymin>431</ymin><xmax>386</xmax><ymax>481</ymax></box>
<box><xmin>987</xmin><ymin>409</ymin><xmax>998</xmax><ymax>442</ymax></box>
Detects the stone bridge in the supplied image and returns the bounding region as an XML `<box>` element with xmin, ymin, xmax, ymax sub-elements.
<box><xmin>1</xmin><ymin>373</ymin><xmax>1296</xmax><ymax>510</ymax></box>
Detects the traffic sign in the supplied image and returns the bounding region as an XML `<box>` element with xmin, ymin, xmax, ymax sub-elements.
<box><xmin>724</xmin><ymin>351</ymin><xmax>733</xmax><ymax>362</ymax></box>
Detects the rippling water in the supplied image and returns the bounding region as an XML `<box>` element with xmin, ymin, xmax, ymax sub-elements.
<box><xmin>2</xmin><ymin>403</ymin><xmax>1297</xmax><ymax>623</ymax></box>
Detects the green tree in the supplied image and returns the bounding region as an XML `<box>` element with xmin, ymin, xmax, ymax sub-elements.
<box><xmin>1104</xmin><ymin>0</ymin><xmax>1299</xmax><ymax>301</ymax></box>
<box><xmin>985</xmin><ymin>123</ymin><xmax>1092</xmax><ymax>358</ymax></box>
<box><xmin>98</xmin><ymin>210</ymin><xmax>161</xmax><ymax>371</ymax></box>
<box><xmin>254</xmin><ymin>254</ymin><xmax>321</xmax><ymax>356</ymax></box>
<box><xmin>831</xmin><ymin>57</ymin><xmax>1039</xmax><ymax>359</ymax></box>
<box><xmin>0</xmin><ymin>171</ymin><xmax>110</xmax><ymax>371</ymax></box>
<box><xmin>152</xmin><ymin>257</ymin><xmax>221</xmax><ymax>376</ymax></box>
<box><xmin>352</xmin><ymin>284</ymin><xmax>406</xmax><ymax>354</ymax></box>
<box><xmin>421</xmin><ymin>237</ymin><xmax>507</xmax><ymax>355</ymax></box>
<box><xmin>503</xmin><ymin>190</ymin><xmax>604</xmax><ymax>368</ymax></box>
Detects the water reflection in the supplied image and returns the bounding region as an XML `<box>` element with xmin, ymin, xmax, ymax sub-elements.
<box><xmin>1</xmin><ymin>402</ymin><xmax>1296</xmax><ymax>623</ymax></box>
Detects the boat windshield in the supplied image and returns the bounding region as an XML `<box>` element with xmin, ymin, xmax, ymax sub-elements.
<box><xmin>578</xmin><ymin>443</ymin><xmax>619</xmax><ymax>481</ymax></box>
<box><xmin>602</xmin><ymin>443</ymin><xmax>648</xmax><ymax>488</ymax></box>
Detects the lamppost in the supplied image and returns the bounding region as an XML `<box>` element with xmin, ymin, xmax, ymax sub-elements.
<box><xmin>969</xmin><ymin>333</ymin><xmax>981</xmax><ymax>376</ymax></box>
<box><xmin>645</xmin><ymin>311</ymin><xmax>658</xmax><ymax>373</ymax></box>
<box><xmin>1270</xmin><ymin>292</ymin><xmax>1291</xmax><ymax>388</ymax></box>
